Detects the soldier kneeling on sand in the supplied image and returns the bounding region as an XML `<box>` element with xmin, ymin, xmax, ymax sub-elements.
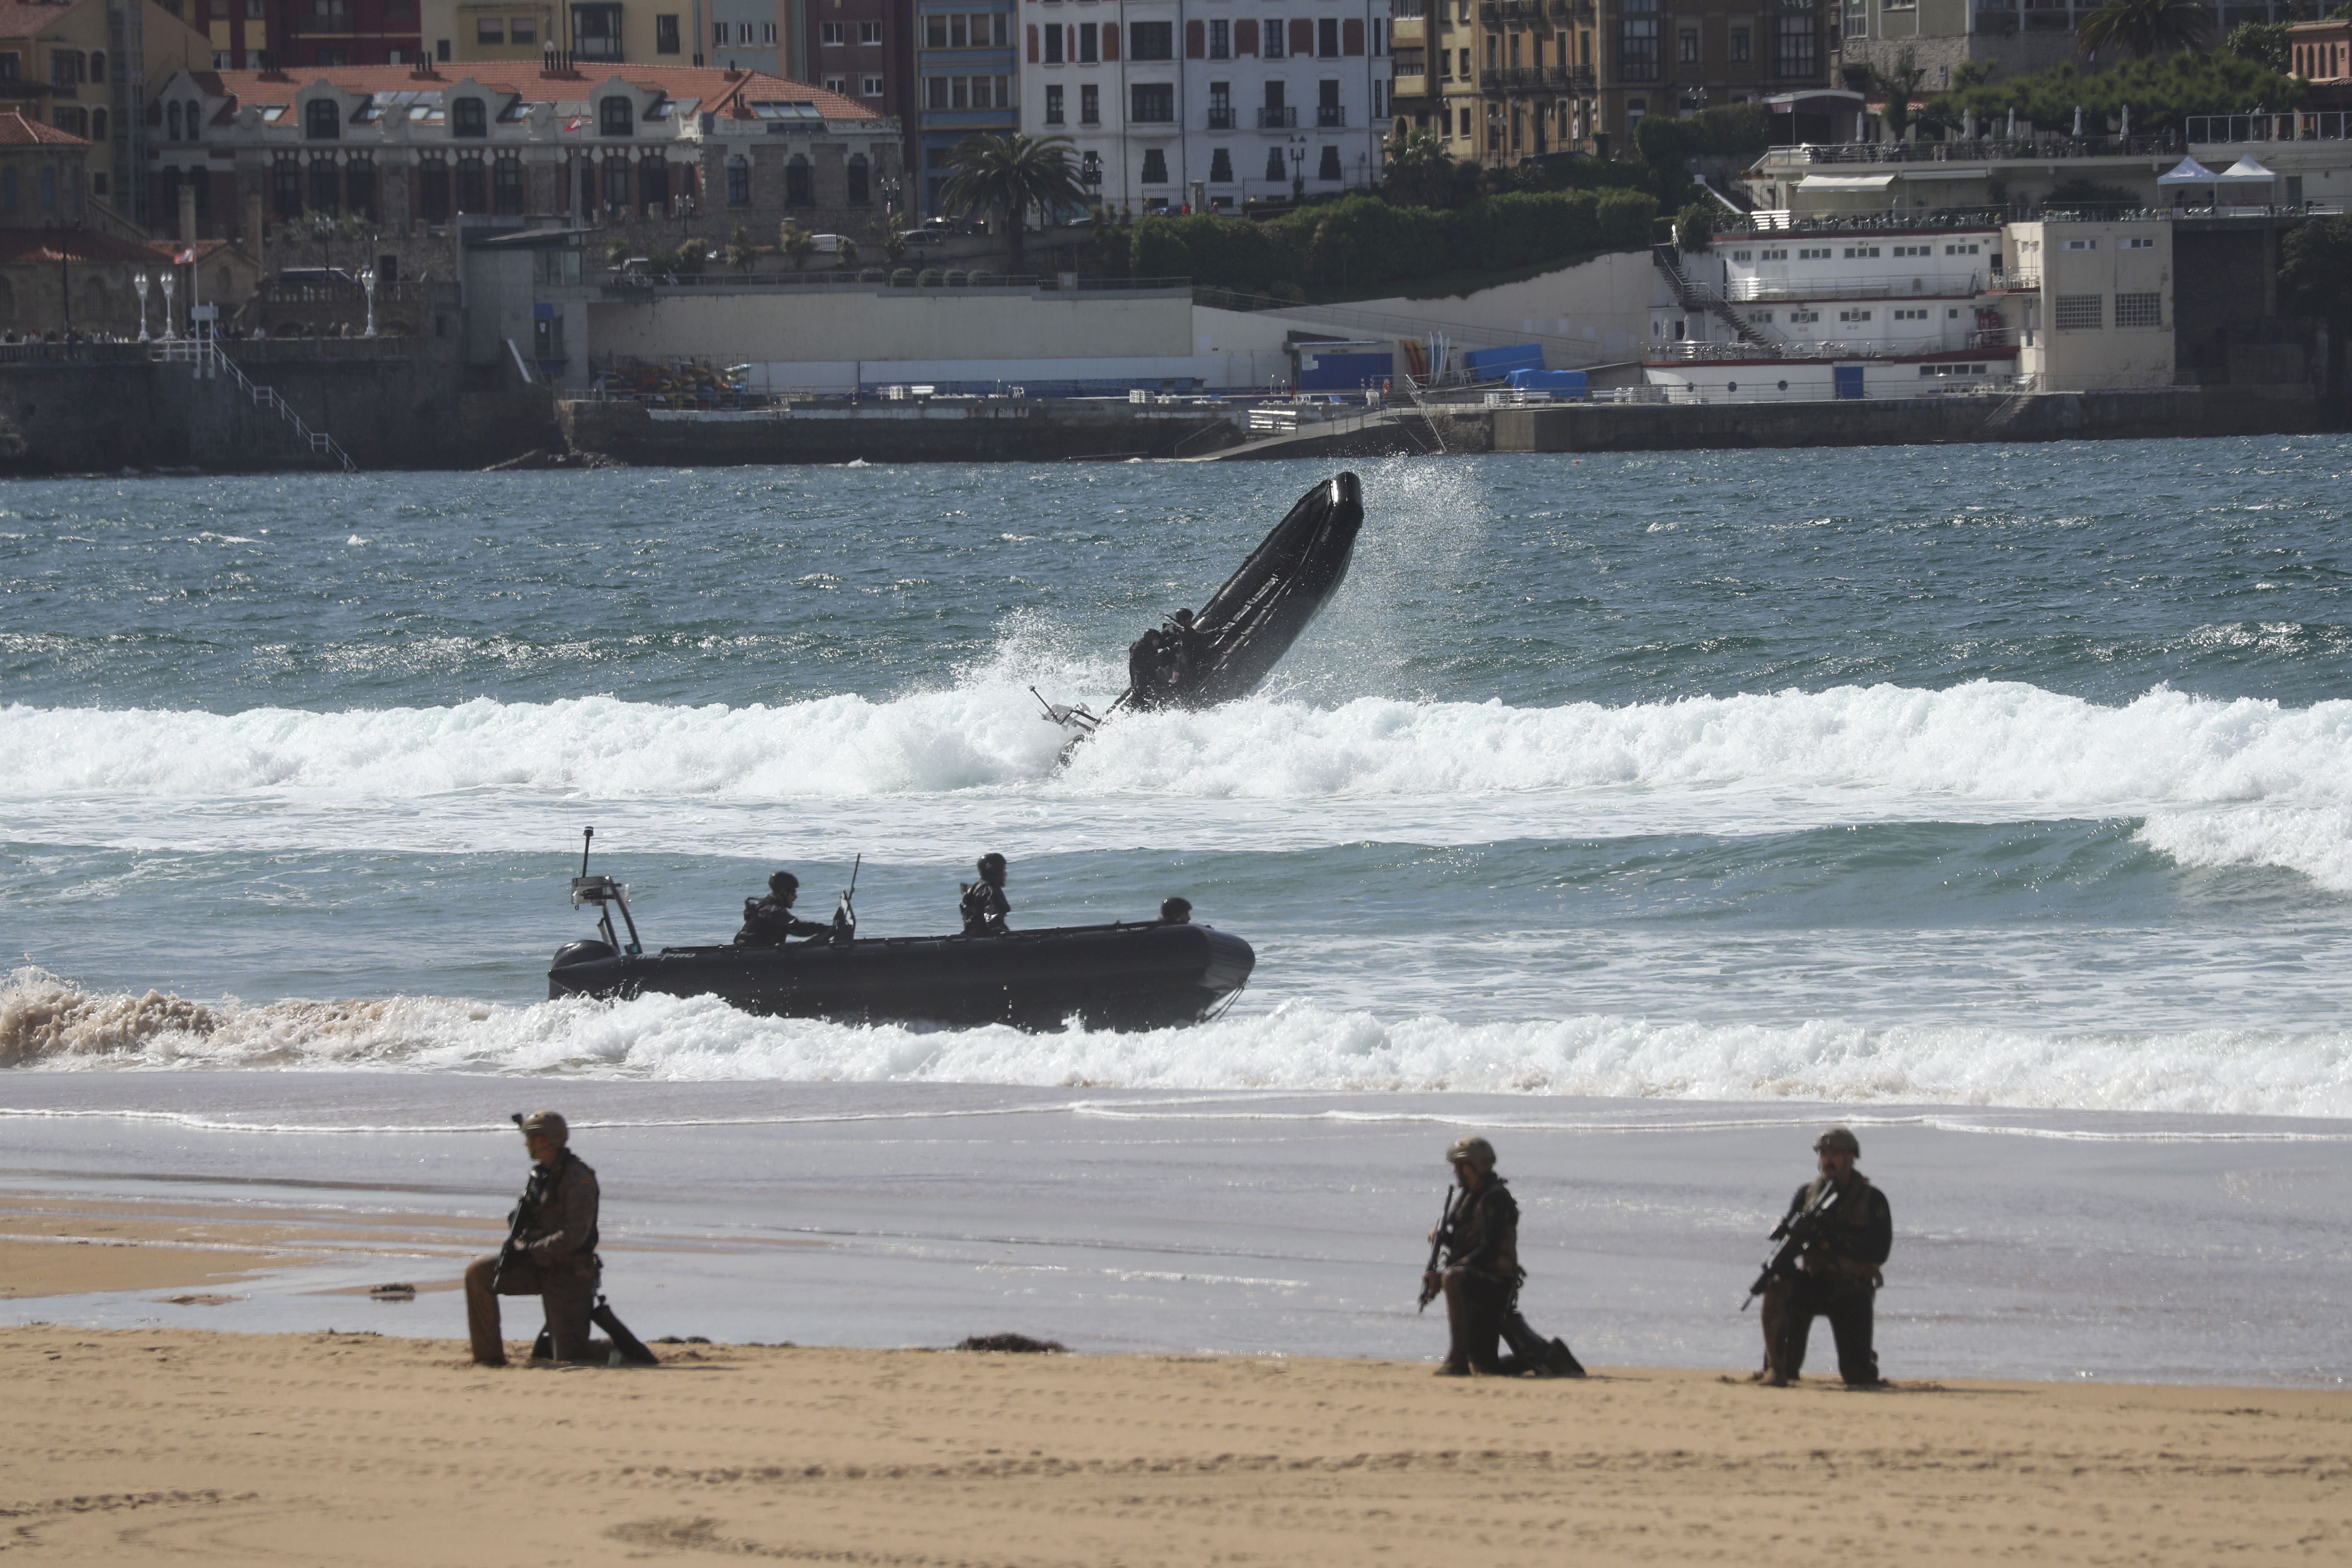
<box><xmin>1757</xmin><ymin>1127</ymin><xmax>1892</xmax><ymax>1388</ymax></box>
<box><xmin>465</xmin><ymin>1110</ymin><xmax>602</xmax><ymax>1366</ymax></box>
<box><xmin>1420</xmin><ymin>1136</ymin><xmax>1583</xmax><ymax>1378</ymax></box>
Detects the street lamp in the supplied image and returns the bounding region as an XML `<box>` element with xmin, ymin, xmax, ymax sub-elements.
<box><xmin>133</xmin><ymin>271</ymin><xmax>150</xmax><ymax>341</ymax></box>
<box><xmin>1288</xmin><ymin>138</ymin><xmax>1307</xmax><ymax>200</ymax></box>
<box><xmin>879</xmin><ymin>170</ymin><xmax>902</xmax><ymax>224</ymax></box>
<box><xmin>159</xmin><ymin>270</ymin><xmax>177</xmax><ymax>340</ymax></box>
<box><xmin>358</xmin><ymin>265</ymin><xmax>378</xmax><ymax>337</ymax></box>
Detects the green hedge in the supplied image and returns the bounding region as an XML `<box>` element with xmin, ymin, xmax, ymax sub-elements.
<box><xmin>1130</xmin><ymin>188</ymin><xmax>1656</xmax><ymax>294</ymax></box>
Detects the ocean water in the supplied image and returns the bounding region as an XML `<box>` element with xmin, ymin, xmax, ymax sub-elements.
<box><xmin>4</xmin><ymin>441</ymin><xmax>2351</xmax><ymax>1377</ymax></box>
<box><xmin>7</xmin><ymin>441</ymin><xmax>2352</xmax><ymax>1111</ymax></box>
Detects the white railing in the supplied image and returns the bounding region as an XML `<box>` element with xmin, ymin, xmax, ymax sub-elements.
<box><xmin>2188</xmin><ymin>112</ymin><xmax>2352</xmax><ymax>145</ymax></box>
<box><xmin>1655</xmin><ymin>330</ymin><xmax>2018</xmax><ymax>361</ymax></box>
<box><xmin>153</xmin><ymin>337</ymin><xmax>356</xmax><ymax>471</ymax></box>
<box><xmin>1726</xmin><ymin>270</ymin><xmax>1985</xmax><ymax>303</ymax></box>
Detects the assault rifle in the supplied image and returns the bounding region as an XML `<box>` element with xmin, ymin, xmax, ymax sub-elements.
<box><xmin>1741</xmin><ymin>1181</ymin><xmax>1844</xmax><ymax>1310</ymax></box>
<box><xmin>1417</xmin><ymin>1187</ymin><xmax>1460</xmax><ymax>1311</ymax></box>
<box><xmin>833</xmin><ymin>854</ymin><xmax>861</xmax><ymax>940</ymax></box>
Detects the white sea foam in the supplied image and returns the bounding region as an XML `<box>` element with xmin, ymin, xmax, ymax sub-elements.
<box><xmin>6</xmin><ymin>680</ymin><xmax>2352</xmax><ymax>882</ymax></box>
<box><xmin>6</xmin><ymin>971</ymin><xmax>2348</xmax><ymax>1119</ymax></box>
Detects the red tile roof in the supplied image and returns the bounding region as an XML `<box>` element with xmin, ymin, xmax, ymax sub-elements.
<box><xmin>0</xmin><ymin>230</ymin><xmax>186</xmax><ymax>264</ymax></box>
<box><xmin>0</xmin><ymin>0</ymin><xmax>92</xmax><ymax>43</ymax></box>
<box><xmin>195</xmin><ymin>64</ymin><xmax>882</xmax><ymax>123</ymax></box>
<box><xmin>0</xmin><ymin>107</ymin><xmax>86</xmax><ymax>147</ymax></box>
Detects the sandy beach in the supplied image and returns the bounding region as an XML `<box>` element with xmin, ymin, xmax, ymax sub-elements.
<box><xmin>1</xmin><ymin>1323</ymin><xmax>2344</xmax><ymax>1567</ymax></box>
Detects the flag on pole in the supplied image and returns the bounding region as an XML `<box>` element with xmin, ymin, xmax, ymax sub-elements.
<box><xmin>174</xmin><ymin>248</ymin><xmax>196</xmax><ymax>265</ymax></box>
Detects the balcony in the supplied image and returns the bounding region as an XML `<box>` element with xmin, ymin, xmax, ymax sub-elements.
<box><xmin>1502</xmin><ymin>65</ymin><xmax>1539</xmax><ymax>91</ymax></box>
<box><xmin>1317</xmin><ymin>105</ymin><xmax>1347</xmax><ymax>127</ymax></box>
<box><xmin>1479</xmin><ymin>67</ymin><xmax>1501</xmax><ymax>90</ymax></box>
<box><xmin>1258</xmin><ymin>106</ymin><xmax>1296</xmax><ymax>128</ymax></box>
<box><xmin>1479</xmin><ymin>1</ymin><xmax>1500</xmax><ymax>19</ymax></box>
<box><xmin>1208</xmin><ymin>106</ymin><xmax>1236</xmax><ymax>129</ymax></box>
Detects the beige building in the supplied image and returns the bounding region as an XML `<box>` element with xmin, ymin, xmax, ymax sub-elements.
<box><xmin>419</xmin><ymin>0</ymin><xmax>704</xmax><ymax>67</ymax></box>
<box><xmin>0</xmin><ymin>0</ymin><xmax>210</xmax><ymax>224</ymax></box>
<box><xmin>2003</xmin><ymin>215</ymin><xmax>2172</xmax><ymax>392</ymax></box>
<box><xmin>1392</xmin><ymin>0</ymin><xmax>1829</xmax><ymax>164</ymax></box>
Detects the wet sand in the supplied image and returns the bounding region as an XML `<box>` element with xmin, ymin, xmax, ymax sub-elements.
<box><xmin>2</xmin><ymin>1324</ymin><xmax>2346</xmax><ymax>1567</ymax></box>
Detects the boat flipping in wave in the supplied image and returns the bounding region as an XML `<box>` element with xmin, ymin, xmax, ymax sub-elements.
<box><xmin>545</xmin><ymin>835</ymin><xmax>1254</xmax><ymax>1032</ymax></box>
<box><xmin>1033</xmin><ymin>471</ymin><xmax>1365</xmax><ymax>743</ymax></box>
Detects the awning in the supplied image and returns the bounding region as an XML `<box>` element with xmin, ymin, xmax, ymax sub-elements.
<box><xmin>1766</xmin><ymin>89</ymin><xmax>1865</xmax><ymax>111</ymax></box>
<box><xmin>2157</xmin><ymin>157</ymin><xmax>2218</xmax><ymax>186</ymax></box>
<box><xmin>1798</xmin><ymin>172</ymin><xmax>1898</xmax><ymax>191</ymax></box>
<box><xmin>2218</xmin><ymin>156</ymin><xmax>2277</xmax><ymax>184</ymax></box>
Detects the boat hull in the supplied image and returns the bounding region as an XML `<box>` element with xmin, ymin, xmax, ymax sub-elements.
<box><xmin>547</xmin><ymin>922</ymin><xmax>1256</xmax><ymax>1032</ymax></box>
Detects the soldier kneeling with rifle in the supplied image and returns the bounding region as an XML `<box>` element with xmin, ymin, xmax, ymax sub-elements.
<box><xmin>1746</xmin><ymin>1126</ymin><xmax>1893</xmax><ymax>1388</ymax></box>
<box><xmin>1418</xmin><ymin>1136</ymin><xmax>1584</xmax><ymax>1378</ymax></box>
<box><xmin>465</xmin><ymin>1110</ymin><xmax>654</xmax><ymax>1367</ymax></box>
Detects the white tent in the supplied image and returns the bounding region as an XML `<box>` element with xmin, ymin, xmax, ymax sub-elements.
<box><xmin>2156</xmin><ymin>156</ymin><xmax>2218</xmax><ymax>186</ymax></box>
<box><xmin>2217</xmin><ymin>156</ymin><xmax>2277</xmax><ymax>187</ymax></box>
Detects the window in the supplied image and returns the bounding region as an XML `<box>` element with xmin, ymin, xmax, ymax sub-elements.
<box><xmin>1838</xmin><ymin>308</ymin><xmax>1872</xmax><ymax>322</ymax></box>
<box><xmin>785</xmin><ymin>153</ymin><xmax>812</xmax><ymax>205</ymax></box>
<box><xmin>2115</xmin><ymin>291</ymin><xmax>2162</xmax><ymax>328</ymax></box>
<box><xmin>1775</xmin><ymin>12</ymin><xmax>1816</xmax><ymax>77</ymax></box>
<box><xmin>168</xmin><ymin>101</ymin><xmax>183</xmax><ymax>140</ymax></box>
<box><xmin>726</xmin><ymin>154</ymin><xmax>748</xmax><ymax>204</ymax></box>
<box><xmin>1798</xmin><ymin>246</ymin><xmax>1829</xmax><ymax>259</ymax></box>
<box><xmin>1729</xmin><ymin>26</ymin><xmax>1749</xmax><ymax>61</ymax></box>
<box><xmin>599</xmin><ymin>95</ymin><xmax>632</xmax><ymax>136</ymax></box>
<box><xmin>1318</xmin><ymin>17</ymin><xmax>1338</xmax><ymax>56</ymax></box>
<box><xmin>418</xmin><ymin>155</ymin><xmax>448</xmax><ymax>221</ymax></box>
<box><xmin>1678</xmin><ymin>27</ymin><xmax>1698</xmax><ymax>63</ymax></box>
<box><xmin>827</xmin><ymin>75</ymin><xmax>848</xmax><ymax>94</ymax></box>
<box><xmin>493</xmin><ymin>152</ymin><xmax>524</xmax><ymax>214</ymax></box>
<box><xmin>1752</xmin><ymin>309</ymin><xmax>1773</xmax><ymax>323</ymax></box>
<box><xmin>1893</xmin><ymin>244</ymin><xmax>1930</xmax><ymax>256</ymax></box>
<box><xmin>1132</xmin><ymin>82</ymin><xmax>1174</xmax><ymax>121</ymax></box>
<box><xmin>2122</xmin><ymin>236</ymin><xmax>2156</xmax><ymax>250</ymax></box>
<box><xmin>305</xmin><ymin>98</ymin><xmax>339</xmax><ymax>139</ymax></box>
<box><xmin>1394</xmin><ymin>45</ymin><xmax>1425</xmax><ymax>75</ymax></box>
<box><xmin>1081</xmin><ymin>83</ymin><xmax>1099</xmax><ymax>123</ymax></box>
<box><xmin>573</xmin><ymin>4</ymin><xmax>623</xmax><ymax>61</ymax></box>
<box><xmin>1841</xmin><ymin>245</ymin><xmax>1880</xmax><ymax>259</ymax></box>
<box><xmin>819</xmin><ymin>21</ymin><xmax>843</xmax><ymax>44</ymax></box>
<box><xmin>1620</xmin><ymin>18</ymin><xmax>1659</xmax><ymax>81</ymax></box>
<box><xmin>656</xmin><ymin>14</ymin><xmax>679</xmax><ymax>53</ymax></box>
<box><xmin>2062</xmin><ymin>238</ymin><xmax>2097</xmax><ymax>251</ymax></box>
<box><xmin>858</xmin><ymin>21</ymin><xmax>881</xmax><ymax>43</ymax></box>
<box><xmin>847</xmin><ymin>154</ymin><xmax>869</xmax><ymax>204</ymax></box>
<box><xmin>309</xmin><ymin>157</ymin><xmax>341</xmax><ymax>212</ymax></box>
<box><xmin>1210</xmin><ymin>146</ymin><xmax>1232</xmax><ymax>181</ymax></box>
<box><xmin>1789</xmin><ymin>308</ymin><xmax>1819</xmax><ymax>323</ymax></box>
<box><xmin>1266</xmin><ymin>146</ymin><xmax>1287</xmax><ymax>181</ymax></box>
<box><xmin>477</xmin><ymin>17</ymin><xmax>504</xmax><ymax>43</ymax></box>
<box><xmin>1044</xmin><ymin>83</ymin><xmax>1064</xmax><ymax>123</ymax></box>
<box><xmin>601</xmin><ymin>156</ymin><xmax>630</xmax><ymax>211</ymax></box>
<box><xmin>1044</xmin><ymin>24</ymin><xmax>1063</xmax><ymax>64</ymax></box>
<box><xmin>1893</xmin><ymin>307</ymin><xmax>1927</xmax><ymax>320</ymax></box>
<box><xmin>1318</xmin><ymin>144</ymin><xmax>1340</xmax><ymax>180</ymax></box>
<box><xmin>1141</xmin><ymin>147</ymin><xmax>1168</xmax><ymax>183</ymax></box>
<box><xmin>2053</xmin><ymin>294</ymin><xmax>2102</xmax><ymax>330</ymax></box>
<box><xmin>1079</xmin><ymin>21</ymin><xmax>1098</xmax><ymax>61</ymax></box>
<box><xmin>1265</xmin><ymin>19</ymin><xmax>1285</xmax><ymax>58</ymax></box>
<box><xmin>1944</xmin><ymin>242</ymin><xmax>1981</xmax><ymax>254</ymax></box>
<box><xmin>1209</xmin><ymin>18</ymin><xmax>1230</xmax><ymax>58</ymax></box>
<box><xmin>863</xmin><ymin>74</ymin><xmax>883</xmax><ymax>96</ymax></box>
<box><xmin>49</xmin><ymin>49</ymin><xmax>80</xmax><ymax>86</ymax></box>
<box><xmin>452</xmin><ymin>97</ymin><xmax>487</xmax><ymax>136</ymax></box>
<box><xmin>764</xmin><ymin>22</ymin><xmax>777</xmax><ymax>43</ymax></box>
<box><xmin>1131</xmin><ymin>21</ymin><xmax>1173</xmax><ymax>59</ymax></box>
<box><xmin>511</xmin><ymin>18</ymin><xmax>536</xmax><ymax>44</ymax></box>
<box><xmin>1760</xmin><ymin>248</ymin><xmax>1786</xmax><ymax>260</ymax></box>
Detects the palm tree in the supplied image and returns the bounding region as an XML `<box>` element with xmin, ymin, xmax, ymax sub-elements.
<box><xmin>938</xmin><ymin>133</ymin><xmax>1086</xmax><ymax>273</ymax></box>
<box><xmin>2076</xmin><ymin>0</ymin><xmax>2211</xmax><ymax>58</ymax></box>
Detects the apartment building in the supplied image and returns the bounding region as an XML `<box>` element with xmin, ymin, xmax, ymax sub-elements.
<box><xmin>1017</xmin><ymin>0</ymin><xmax>1390</xmax><ymax>215</ymax></box>
<box><xmin>710</xmin><ymin>0</ymin><xmax>785</xmax><ymax>73</ymax></box>
<box><xmin>914</xmin><ymin>0</ymin><xmax>1016</xmax><ymax>214</ymax></box>
<box><xmin>1391</xmin><ymin>0</ymin><xmax>1825</xmax><ymax>164</ymax></box>
<box><xmin>422</xmin><ymin>0</ymin><xmax>703</xmax><ymax>67</ymax></box>
<box><xmin>0</xmin><ymin>0</ymin><xmax>208</xmax><ymax>218</ymax></box>
<box><xmin>806</xmin><ymin>0</ymin><xmax>916</xmax><ymax>178</ymax></box>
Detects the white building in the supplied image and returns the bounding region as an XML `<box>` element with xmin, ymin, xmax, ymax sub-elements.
<box><xmin>1018</xmin><ymin>0</ymin><xmax>1392</xmax><ymax>215</ymax></box>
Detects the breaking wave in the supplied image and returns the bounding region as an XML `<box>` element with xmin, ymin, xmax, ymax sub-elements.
<box><xmin>6</xmin><ymin>970</ymin><xmax>2348</xmax><ymax>1119</ymax></box>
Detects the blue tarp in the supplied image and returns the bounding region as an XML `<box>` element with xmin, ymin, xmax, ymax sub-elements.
<box><xmin>1506</xmin><ymin>368</ymin><xmax>1587</xmax><ymax>394</ymax></box>
<box><xmin>1464</xmin><ymin>342</ymin><xmax>1545</xmax><ymax>380</ymax></box>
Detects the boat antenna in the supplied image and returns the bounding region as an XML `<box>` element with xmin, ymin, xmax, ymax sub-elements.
<box><xmin>580</xmin><ymin>825</ymin><xmax>594</xmax><ymax>878</ymax></box>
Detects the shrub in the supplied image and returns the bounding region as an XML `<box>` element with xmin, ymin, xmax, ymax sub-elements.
<box><xmin>968</xmin><ymin>269</ymin><xmax>996</xmax><ymax>287</ymax></box>
<box><xmin>1676</xmin><ymin>202</ymin><xmax>1716</xmax><ymax>251</ymax></box>
<box><xmin>860</xmin><ymin>267</ymin><xmax>885</xmax><ymax>283</ymax></box>
<box><xmin>674</xmin><ymin>237</ymin><xmax>710</xmax><ymax>273</ymax></box>
<box><xmin>918</xmin><ymin>268</ymin><xmax>944</xmax><ymax>287</ymax></box>
<box><xmin>943</xmin><ymin>269</ymin><xmax>968</xmax><ymax>287</ymax></box>
<box><xmin>891</xmin><ymin>267</ymin><xmax>915</xmax><ymax>287</ymax></box>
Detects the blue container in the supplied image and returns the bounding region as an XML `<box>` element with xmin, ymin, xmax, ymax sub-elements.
<box><xmin>1464</xmin><ymin>342</ymin><xmax>1545</xmax><ymax>381</ymax></box>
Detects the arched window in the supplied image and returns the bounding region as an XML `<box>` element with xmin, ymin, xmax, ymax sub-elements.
<box><xmin>451</xmin><ymin>97</ymin><xmax>486</xmax><ymax>138</ymax></box>
<box><xmin>185</xmin><ymin>101</ymin><xmax>201</xmax><ymax>138</ymax></box>
<box><xmin>726</xmin><ymin>154</ymin><xmax>748</xmax><ymax>206</ymax></box>
<box><xmin>305</xmin><ymin>98</ymin><xmax>339</xmax><ymax>139</ymax></box>
<box><xmin>89</xmin><ymin>50</ymin><xmax>104</xmax><ymax>83</ymax></box>
<box><xmin>491</xmin><ymin>152</ymin><xmax>523</xmax><ymax>214</ymax></box>
<box><xmin>846</xmin><ymin>153</ymin><xmax>869</xmax><ymax>205</ymax></box>
<box><xmin>598</xmin><ymin>95</ymin><xmax>632</xmax><ymax>136</ymax></box>
<box><xmin>167</xmin><ymin>101</ymin><xmax>182</xmax><ymax>141</ymax></box>
<box><xmin>784</xmin><ymin>153</ymin><xmax>811</xmax><ymax>206</ymax></box>
<box><xmin>307</xmin><ymin>157</ymin><xmax>340</xmax><ymax>212</ymax></box>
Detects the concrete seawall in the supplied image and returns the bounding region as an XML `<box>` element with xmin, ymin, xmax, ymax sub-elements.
<box><xmin>1489</xmin><ymin>384</ymin><xmax>2327</xmax><ymax>453</ymax></box>
<box><xmin>559</xmin><ymin>399</ymin><xmax>1245</xmax><ymax>465</ymax></box>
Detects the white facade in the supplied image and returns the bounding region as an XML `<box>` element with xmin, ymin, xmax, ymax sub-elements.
<box><xmin>1698</xmin><ymin>227</ymin><xmax>2006</xmax><ymax>357</ymax></box>
<box><xmin>2006</xmin><ymin>218</ymin><xmax>2176</xmax><ymax>392</ymax></box>
<box><xmin>1018</xmin><ymin>0</ymin><xmax>1392</xmax><ymax>214</ymax></box>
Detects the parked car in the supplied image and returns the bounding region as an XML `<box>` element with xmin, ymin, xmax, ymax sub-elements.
<box><xmin>898</xmin><ymin>230</ymin><xmax>949</xmax><ymax>249</ymax></box>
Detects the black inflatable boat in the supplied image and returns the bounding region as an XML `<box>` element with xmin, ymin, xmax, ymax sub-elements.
<box><xmin>1033</xmin><ymin>472</ymin><xmax>1365</xmax><ymax>740</ymax></box>
<box><xmin>547</xmin><ymin>869</ymin><xmax>1253</xmax><ymax>1032</ymax></box>
<box><xmin>1134</xmin><ymin>470</ymin><xmax>1365</xmax><ymax>710</ymax></box>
